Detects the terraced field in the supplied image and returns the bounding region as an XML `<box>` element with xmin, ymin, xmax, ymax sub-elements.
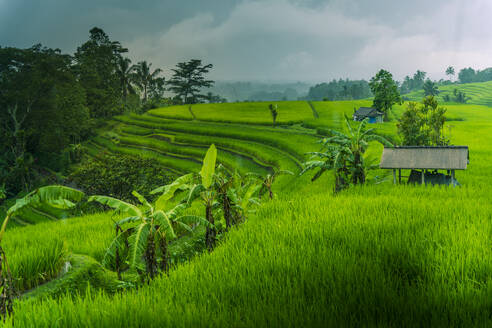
<box><xmin>5</xmin><ymin>98</ymin><xmax>492</xmax><ymax>327</ymax></box>
<box><xmin>405</xmin><ymin>80</ymin><xmax>492</xmax><ymax>106</ymax></box>
<box><xmin>80</xmin><ymin>102</ymin><xmax>329</xmax><ymax>194</ymax></box>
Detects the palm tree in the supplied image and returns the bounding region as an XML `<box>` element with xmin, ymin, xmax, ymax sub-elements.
<box><xmin>116</xmin><ymin>57</ymin><xmax>136</xmax><ymax>107</ymax></box>
<box><xmin>301</xmin><ymin>116</ymin><xmax>392</xmax><ymax>192</ymax></box>
<box><xmin>134</xmin><ymin>61</ymin><xmax>162</xmax><ymax>103</ymax></box>
<box><xmin>423</xmin><ymin>79</ymin><xmax>439</xmax><ymax>97</ymax></box>
<box><xmin>445</xmin><ymin>66</ymin><xmax>455</xmax><ymax>81</ymax></box>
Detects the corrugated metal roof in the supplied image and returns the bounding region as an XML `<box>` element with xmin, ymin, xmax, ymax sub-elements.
<box><xmin>354</xmin><ymin>107</ymin><xmax>383</xmax><ymax>118</ymax></box>
<box><xmin>380</xmin><ymin>146</ymin><xmax>469</xmax><ymax>170</ymax></box>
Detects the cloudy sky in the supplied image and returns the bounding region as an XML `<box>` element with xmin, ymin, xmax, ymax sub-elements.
<box><xmin>1</xmin><ymin>0</ymin><xmax>491</xmax><ymax>82</ymax></box>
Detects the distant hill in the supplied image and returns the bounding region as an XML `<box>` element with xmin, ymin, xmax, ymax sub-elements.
<box><xmin>404</xmin><ymin>81</ymin><xmax>492</xmax><ymax>107</ymax></box>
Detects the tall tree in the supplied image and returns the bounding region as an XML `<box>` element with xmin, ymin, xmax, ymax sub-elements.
<box><xmin>0</xmin><ymin>45</ymin><xmax>89</xmax><ymax>195</ymax></box>
<box><xmin>445</xmin><ymin>66</ymin><xmax>455</xmax><ymax>80</ymax></box>
<box><xmin>133</xmin><ymin>61</ymin><xmax>162</xmax><ymax>103</ymax></box>
<box><xmin>397</xmin><ymin>96</ymin><xmax>449</xmax><ymax>146</ymax></box>
<box><xmin>423</xmin><ymin>79</ymin><xmax>439</xmax><ymax>96</ymax></box>
<box><xmin>458</xmin><ymin>67</ymin><xmax>476</xmax><ymax>83</ymax></box>
<box><xmin>73</xmin><ymin>27</ymin><xmax>127</xmax><ymax>118</ymax></box>
<box><xmin>167</xmin><ymin>59</ymin><xmax>214</xmax><ymax>104</ymax></box>
<box><xmin>116</xmin><ymin>57</ymin><xmax>136</xmax><ymax>107</ymax></box>
<box><xmin>369</xmin><ymin>69</ymin><xmax>402</xmax><ymax>121</ymax></box>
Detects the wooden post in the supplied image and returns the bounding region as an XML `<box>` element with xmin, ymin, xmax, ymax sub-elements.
<box><xmin>393</xmin><ymin>169</ymin><xmax>396</xmax><ymax>185</ymax></box>
<box><xmin>451</xmin><ymin>170</ymin><xmax>456</xmax><ymax>187</ymax></box>
<box><xmin>421</xmin><ymin>170</ymin><xmax>425</xmax><ymax>185</ymax></box>
<box><xmin>398</xmin><ymin>169</ymin><xmax>402</xmax><ymax>184</ymax></box>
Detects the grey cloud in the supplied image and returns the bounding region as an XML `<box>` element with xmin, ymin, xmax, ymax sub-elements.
<box><xmin>1</xmin><ymin>0</ymin><xmax>492</xmax><ymax>82</ymax></box>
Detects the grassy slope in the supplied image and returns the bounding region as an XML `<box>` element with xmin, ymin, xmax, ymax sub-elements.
<box><xmin>6</xmin><ymin>99</ymin><xmax>492</xmax><ymax>326</ymax></box>
<box><xmin>405</xmin><ymin>80</ymin><xmax>492</xmax><ymax>107</ymax></box>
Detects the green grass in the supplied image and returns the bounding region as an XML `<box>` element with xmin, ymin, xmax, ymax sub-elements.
<box><xmin>149</xmin><ymin>101</ymin><xmax>314</xmax><ymax>125</ymax></box>
<box><xmin>5</xmin><ymin>97</ymin><xmax>492</xmax><ymax>326</ymax></box>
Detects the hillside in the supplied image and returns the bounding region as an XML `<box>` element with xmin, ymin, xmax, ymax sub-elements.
<box><xmin>405</xmin><ymin>81</ymin><xmax>492</xmax><ymax>107</ymax></box>
<box><xmin>5</xmin><ymin>100</ymin><xmax>492</xmax><ymax>326</ymax></box>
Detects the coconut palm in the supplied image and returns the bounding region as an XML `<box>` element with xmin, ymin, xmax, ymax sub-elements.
<box><xmin>116</xmin><ymin>57</ymin><xmax>137</xmax><ymax>107</ymax></box>
<box><xmin>301</xmin><ymin>116</ymin><xmax>392</xmax><ymax>192</ymax></box>
<box><xmin>133</xmin><ymin>61</ymin><xmax>162</xmax><ymax>103</ymax></box>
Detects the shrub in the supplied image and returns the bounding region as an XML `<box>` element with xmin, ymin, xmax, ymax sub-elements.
<box><xmin>68</xmin><ymin>152</ymin><xmax>175</xmax><ymax>201</ymax></box>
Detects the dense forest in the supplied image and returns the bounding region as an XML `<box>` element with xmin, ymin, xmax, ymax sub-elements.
<box><xmin>0</xmin><ymin>27</ymin><xmax>215</xmax><ymax>199</ymax></box>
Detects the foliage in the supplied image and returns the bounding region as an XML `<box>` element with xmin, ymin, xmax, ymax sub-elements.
<box><xmin>423</xmin><ymin>79</ymin><xmax>439</xmax><ymax>96</ymax></box>
<box><xmin>397</xmin><ymin>96</ymin><xmax>449</xmax><ymax>146</ymax></box>
<box><xmin>399</xmin><ymin>70</ymin><xmax>426</xmax><ymax>94</ymax></box>
<box><xmin>167</xmin><ymin>59</ymin><xmax>214</xmax><ymax>104</ymax></box>
<box><xmin>132</xmin><ymin>61</ymin><xmax>164</xmax><ymax>103</ymax></box>
<box><xmin>0</xmin><ymin>185</ymin><xmax>84</xmax><ymax>320</ymax></box>
<box><xmin>445</xmin><ymin>66</ymin><xmax>455</xmax><ymax>80</ymax></box>
<box><xmin>453</xmin><ymin>88</ymin><xmax>470</xmax><ymax>104</ymax></box>
<box><xmin>116</xmin><ymin>57</ymin><xmax>137</xmax><ymax>109</ymax></box>
<box><xmin>68</xmin><ymin>152</ymin><xmax>175</xmax><ymax>202</ymax></box>
<box><xmin>90</xmin><ymin>187</ymin><xmax>207</xmax><ymax>280</ymax></box>
<box><xmin>73</xmin><ymin>27</ymin><xmax>127</xmax><ymax>118</ymax></box>
<box><xmin>303</xmin><ymin>79</ymin><xmax>372</xmax><ymax>101</ymax></box>
<box><xmin>369</xmin><ymin>69</ymin><xmax>402</xmax><ymax>121</ymax></box>
<box><xmin>301</xmin><ymin>116</ymin><xmax>392</xmax><ymax>192</ymax></box>
<box><xmin>0</xmin><ymin>45</ymin><xmax>91</xmax><ymax>195</ymax></box>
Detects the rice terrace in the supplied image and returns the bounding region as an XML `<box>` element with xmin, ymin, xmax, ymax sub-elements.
<box><xmin>1</xmin><ymin>1</ymin><xmax>492</xmax><ymax>327</ymax></box>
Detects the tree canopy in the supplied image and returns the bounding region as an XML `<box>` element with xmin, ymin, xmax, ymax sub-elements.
<box><xmin>369</xmin><ymin>69</ymin><xmax>402</xmax><ymax>121</ymax></box>
<box><xmin>167</xmin><ymin>59</ymin><xmax>214</xmax><ymax>104</ymax></box>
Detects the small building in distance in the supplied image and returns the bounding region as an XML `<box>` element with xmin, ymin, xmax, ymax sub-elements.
<box><xmin>379</xmin><ymin>146</ymin><xmax>469</xmax><ymax>186</ymax></box>
<box><xmin>353</xmin><ymin>107</ymin><xmax>384</xmax><ymax>123</ymax></box>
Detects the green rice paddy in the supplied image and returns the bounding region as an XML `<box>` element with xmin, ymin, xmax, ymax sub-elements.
<box><xmin>4</xmin><ymin>96</ymin><xmax>492</xmax><ymax>326</ymax></box>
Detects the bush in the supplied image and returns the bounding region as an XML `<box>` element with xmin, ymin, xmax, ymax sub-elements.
<box><xmin>68</xmin><ymin>152</ymin><xmax>176</xmax><ymax>201</ymax></box>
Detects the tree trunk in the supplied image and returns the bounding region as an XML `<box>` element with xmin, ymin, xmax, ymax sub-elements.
<box><xmin>352</xmin><ymin>152</ymin><xmax>365</xmax><ymax>185</ymax></box>
<box><xmin>0</xmin><ymin>246</ymin><xmax>15</xmax><ymax>321</ymax></box>
<box><xmin>223</xmin><ymin>196</ymin><xmax>232</xmax><ymax>229</ymax></box>
<box><xmin>205</xmin><ymin>204</ymin><xmax>216</xmax><ymax>251</ymax></box>
<box><xmin>115</xmin><ymin>225</ymin><xmax>122</xmax><ymax>280</ymax></box>
<box><xmin>145</xmin><ymin>232</ymin><xmax>157</xmax><ymax>280</ymax></box>
<box><xmin>159</xmin><ymin>237</ymin><xmax>168</xmax><ymax>274</ymax></box>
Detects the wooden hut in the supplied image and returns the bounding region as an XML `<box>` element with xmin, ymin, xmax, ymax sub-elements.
<box><xmin>379</xmin><ymin>146</ymin><xmax>469</xmax><ymax>186</ymax></box>
<box><xmin>353</xmin><ymin>107</ymin><xmax>384</xmax><ymax>123</ymax></box>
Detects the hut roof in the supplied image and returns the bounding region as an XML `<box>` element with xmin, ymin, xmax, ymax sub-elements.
<box><xmin>354</xmin><ymin>107</ymin><xmax>383</xmax><ymax>118</ymax></box>
<box><xmin>379</xmin><ymin>146</ymin><xmax>469</xmax><ymax>170</ymax></box>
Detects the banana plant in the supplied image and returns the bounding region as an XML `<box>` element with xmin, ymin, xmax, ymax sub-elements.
<box><xmin>184</xmin><ymin>144</ymin><xmax>218</xmax><ymax>251</ymax></box>
<box><xmin>301</xmin><ymin>116</ymin><xmax>392</xmax><ymax>192</ymax></box>
<box><xmin>225</xmin><ymin>173</ymin><xmax>262</xmax><ymax>224</ymax></box>
<box><xmin>90</xmin><ymin>184</ymin><xmax>208</xmax><ymax>280</ymax></box>
<box><xmin>214</xmin><ymin>165</ymin><xmax>235</xmax><ymax>230</ymax></box>
<box><xmin>0</xmin><ymin>185</ymin><xmax>84</xmax><ymax>320</ymax></box>
<box><xmin>249</xmin><ymin>169</ymin><xmax>293</xmax><ymax>200</ymax></box>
